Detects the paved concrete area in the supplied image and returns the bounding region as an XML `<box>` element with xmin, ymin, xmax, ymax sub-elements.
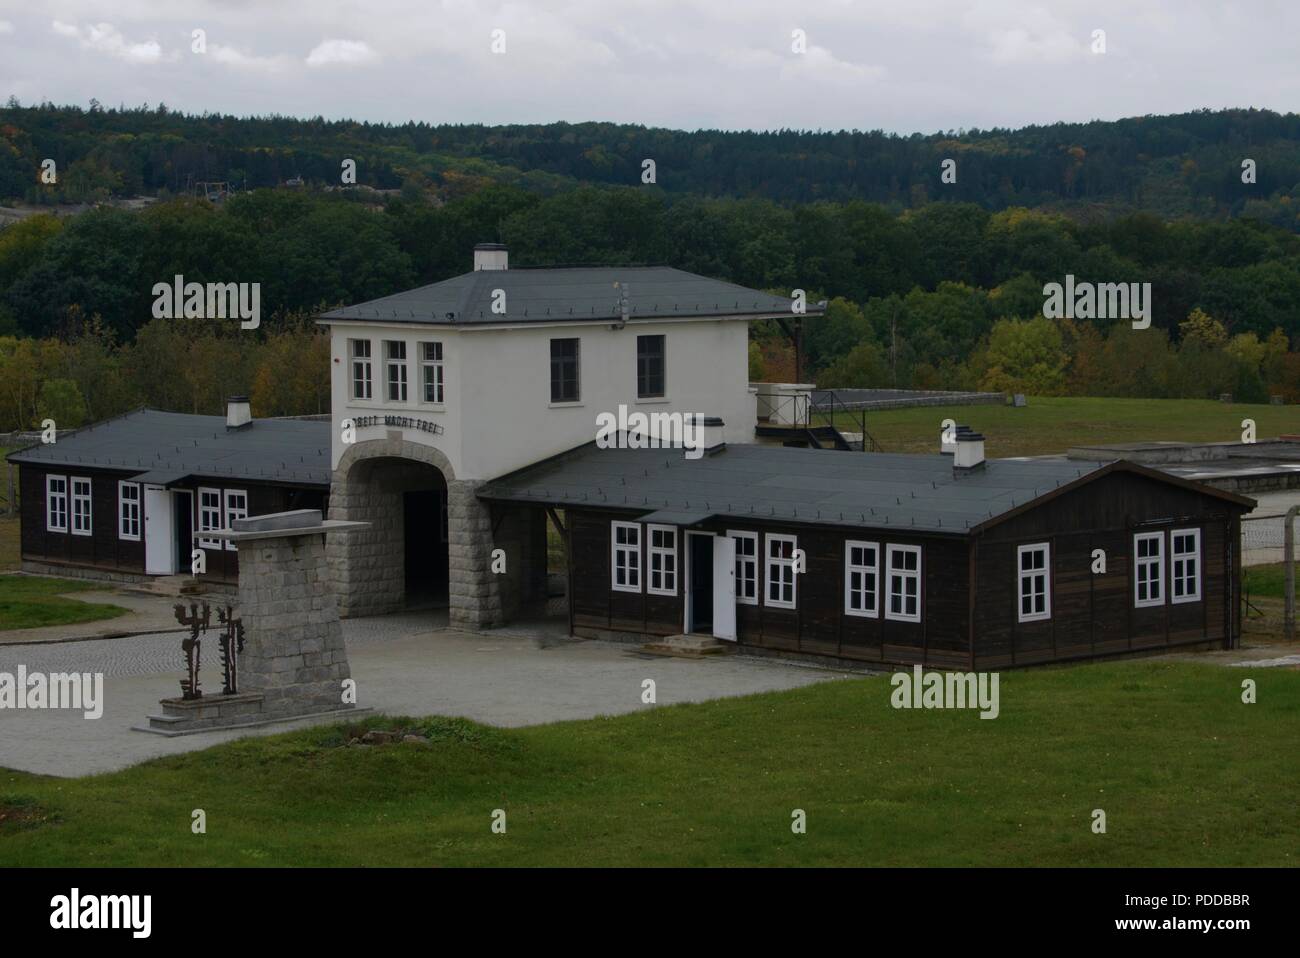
<box><xmin>0</xmin><ymin>612</ymin><xmax>846</xmax><ymax>777</ymax></box>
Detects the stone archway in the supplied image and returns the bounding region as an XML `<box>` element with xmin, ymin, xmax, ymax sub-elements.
<box><xmin>327</xmin><ymin>437</ymin><xmax>503</xmax><ymax>629</ymax></box>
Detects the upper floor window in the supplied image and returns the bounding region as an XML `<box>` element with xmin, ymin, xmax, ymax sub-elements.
<box><xmin>611</xmin><ymin>521</ymin><xmax>640</xmax><ymax>592</ymax></box>
<box><xmin>385</xmin><ymin>341</ymin><xmax>408</xmax><ymax>402</ymax></box>
<box><xmin>1171</xmin><ymin>528</ymin><xmax>1201</xmax><ymax>604</ymax></box>
<box><xmin>647</xmin><ymin>525</ymin><xmax>677</xmax><ymax>596</ymax></box>
<box><xmin>550</xmin><ymin>338</ymin><xmax>580</xmax><ymax>403</ymax></box>
<box><xmin>1134</xmin><ymin>531</ymin><xmax>1164</xmax><ymax>608</ymax></box>
<box><xmin>637</xmin><ymin>334</ymin><xmax>665</xmax><ymax>399</ymax></box>
<box><xmin>421</xmin><ymin>341</ymin><xmax>445</xmax><ymax>404</ymax></box>
<box><xmin>1017</xmin><ymin>543</ymin><xmax>1051</xmax><ymax>622</ymax></box>
<box><xmin>71</xmin><ymin>477</ymin><xmax>93</xmax><ymax>536</ymax></box>
<box><xmin>46</xmin><ymin>475</ymin><xmax>68</xmax><ymax>533</ymax></box>
<box><xmin>844</xmin><ymin>540</ymin><xmax>879</xmax><ymax>618</ymax></box>
<box><xmin>885</xmin><ymin>544</ymin><xmax>921</xmax><ymax>622</ymax></box>
<box><xmin>765</xmin><ymin>534</ymin><xmax>798</xmax><ymax>609</ymax></box>
<box><xmin>349</xmin><ymin>339</ymin><xmax>372</xmax><ymax>400</ymax></box>
<box><xmin>118</xmin><ymin>481</ymin><xmax>141</xmax><ymax>541</ymax></box>
<box><xmin>729</xmin><ymin>530</ymin><xmax>758</xmax><ymax>605</ymax></box>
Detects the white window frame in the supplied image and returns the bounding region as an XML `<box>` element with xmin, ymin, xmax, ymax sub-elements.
<box><xmin>349</xmin><ymin>338</ymin><xmax>372</xmax><ymax>400</ymax></box>
<box><xmin>198</xmin><ymin>487</ymin><xmax>223</xmax><ymax>549</ymax></box>
<box><xmin>46</xmin><ymin>474</ymin><xmax>68</xmax><ymax>533</ymax></box>
<box><xmin>420</xmin><ymin>341</ymin><xmax>445</xmax><ymax>404</ymax></box>
<box><xmin>647</xmin><ymin>524</ymin><xmax>678</xmax><ymax>596</ymax></box>
<box><xmin>70</xmin><ymin>476</ymin><xmax>93</xmax><ymax>536</ymax></box>
<box><xmin>611</xmin><ymin>521</ymin><xmax>641</xmax><ymax>593</ymax></box>
<box><xmin>1134</xmin><ymin>531</ymin><xmax>1165</xmax><ymax>608</ymax></box>
<box><xmin>118</xmin><ymin>481</ymin><xmax>141</xmax><ymax>541</ymax></box>
<box><xmin>765</xmin><ymin>533</ymin><xmax>798</xmax><ymax>610</ymax></box>
<box><xmin>1016</xmin><ymin>542</ymin><xmax>1051</xmax><ymax>623</ymax></box>
<box><xmin>223</xmin><ymin>489</ymin><xmax>248</xmax><ymax>552</ymax></box>
<box><xmin>728</xmin><ymin>530</ymin><xmax>759</xmax><ymax>605</ymax></box>
<box><xmin>885</xmin><ymin>544</ymin><xmax>922</xmax><ymax>623</ymax></box>
<box><xmin>385</xmin><ymin>340</ymin><xmax>408</xmax><ymax>403</ymax></box>
<box><xmin>844</xmin><ymin>539</ymin><xmax>880</xmax><ymax>618</ymax></box>
<box><xmin>1170</xmin><ymin>527</ymin><xmax>1202</xmax><ymax>604</ymax></box>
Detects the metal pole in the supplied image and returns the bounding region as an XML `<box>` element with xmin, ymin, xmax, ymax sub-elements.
<box><xmin>1285</xmin><ymin>505</ymin><xmax>1298</xmax><ymax>643</ymax></box>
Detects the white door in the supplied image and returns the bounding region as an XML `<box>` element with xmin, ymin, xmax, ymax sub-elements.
<box><xmin>712</xmin><ymin>534</ymin><xmax>737</xmax><ymax>641</ymax></box>
<box><xmin>143</xmin><ymin>485</ymin><xmax>175</xmax><ymax>575</ymax></box>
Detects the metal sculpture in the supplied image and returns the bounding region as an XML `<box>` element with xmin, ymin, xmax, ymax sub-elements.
<box><xmin>173</xmin><ymin>602</ymin><xmax>211</xmax><ymax>700</ymax></box>
<box><xmin>216</xmin><ymin>605</ymin><xmax>246</xmax><ymax>695</ymax></box>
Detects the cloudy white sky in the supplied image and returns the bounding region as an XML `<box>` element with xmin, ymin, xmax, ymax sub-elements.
<box><xmin>0</xmin><ymin>1</ymin><xmax>1296</xmax><ymax>133</ymax></box>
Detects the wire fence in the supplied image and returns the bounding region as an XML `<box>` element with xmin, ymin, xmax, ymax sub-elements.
<box><xmin>1242</xmin><ymin>512</ymin><xmax>1294</xmax><ymax>566</ymax></box>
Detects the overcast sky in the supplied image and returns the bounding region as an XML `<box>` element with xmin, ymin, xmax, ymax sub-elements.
<box><xmin>1</xmin><ymin>1</ymin><xmax>1296</xmax><ymax>133</ymax></box>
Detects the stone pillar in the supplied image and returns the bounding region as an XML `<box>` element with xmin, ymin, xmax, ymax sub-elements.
<box><xmin>447</xmin><ymin>478</ymin><xmax>503</xmax><ymax>630</ymax></box>
<box><xmin>239</xmin><ymin>528</ymin><xmax>355</xmax><ymax>715</ymax></box>
<box><xmin>327</xmin><ymin>465</ymin><xmax>406</xmax><ymax>618</ymax></box>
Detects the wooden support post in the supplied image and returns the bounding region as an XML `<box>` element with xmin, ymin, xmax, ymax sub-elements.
<box><xmin>1285</xmin><ymin>505</ymin><xmax>1298</xmax><ymax>643</ymax></box>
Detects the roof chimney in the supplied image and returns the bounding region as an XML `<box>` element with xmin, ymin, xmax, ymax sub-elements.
<box><xmin>953</xmin><ymin>426</ymin><xmax>985</xmax><ymax>474</ymax></box>
<box><xmin>941</xmin><ymin>422</ymin><xmax>965</xmax><ymax>456</ymax></box>
<box><xmin>473</xmin><ymin>242</ymin><xmax>508</xmax><ymax>271</ymax></box>
<box><xmin>686</xmin><ymin>415</ymin><xmax>726</xmax><ymax>458</ymax></box>
<box><xmin>226</xmin><ymin>395</ymin><xmax>252</xmax><ymax>431</ymax></box>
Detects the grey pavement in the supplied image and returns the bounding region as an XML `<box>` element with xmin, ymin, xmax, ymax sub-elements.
<box><xmin>0</xmin><ymin>611</ymin><xmax>846</xmax><ymax>777</ymax></box>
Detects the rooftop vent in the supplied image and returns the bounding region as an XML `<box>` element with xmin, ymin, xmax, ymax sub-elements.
<box><xmin>953</xmin><ymin>426</ymin><xmax>985</xmax><ymax>474</ymax></box>
<box><xmin>688</xmin><ymin>415</ymin><xmax>726</xmax><ymax>458</ymax></box>
<box><xmin>473</xmin><ymin>242</ymin><xmax>508</xmax><ymax>271</ymax></box>
<box><xmin>226</xmin><ymin>396</ymin><xmax>252</xmax><ymax>431</ymax></box>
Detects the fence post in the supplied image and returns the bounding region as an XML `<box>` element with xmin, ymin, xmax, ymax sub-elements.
<box><xmin>1286</xmin><ymin>505</ymin><xmax>1298</xmax><ymax>643</ymax></box>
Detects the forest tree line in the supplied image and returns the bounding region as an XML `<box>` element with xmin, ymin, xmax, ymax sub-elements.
<box><xmin>3</xmin><ymin>102</ymin><xmax>1300</xmax><ymax>225</ymax></box>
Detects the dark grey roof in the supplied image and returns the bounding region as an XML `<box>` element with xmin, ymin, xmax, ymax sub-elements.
<box><xmin>478</xmin><ymin>443</ymin><xmax>1138</xmax><ymax>535</ymax></box>
<box><xmin>6</xmin><ymin>409</ymin><xmax>331</xmax><ymax>487</ymax></box>
<box><xmin>319</xmin><ymin>266</ymin><xmax>817</xmax><ymax>325</ymax></box>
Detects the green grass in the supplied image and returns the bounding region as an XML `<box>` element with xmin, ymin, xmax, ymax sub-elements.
<box><xmin>1</xmin><ymin>661</ymin><xmax>1296</xmax><ymax>866</ymax></box>
<box><xmin>0</xmin><ymin>575</ymin><xmax>127</xmax><ymax>631</ymax></box>
<box><xmin>858</xmin><ymin>396</ymin><xmax>1297</xmax><ymax>458</ymax></box>
<box><xmin>1244</xmin><ymin>563</ymin><xmax>1294</xmax><ymax>600</ymax></box>
<box><xmin>0</xmin><ymin>518</ymin><xmax>17</xmax><ymax>574</ymax></box>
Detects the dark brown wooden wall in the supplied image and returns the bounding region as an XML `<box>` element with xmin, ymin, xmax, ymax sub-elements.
<box><xmin>19</xmin><ymin>465</ymin><xmax>145</xmax><ymax>573</ymax></box>
<box><xmin>972</xmin><ymin>470</ymin><xmax>1245</xmax><ymax>668</ymax></box>
<box><xmin>568</xmin><ymin>508</ymin><xmax>972</xmax><ymax>667</ymax></box>
<box><xmin>19</xmin><ymin>465</ymin><xmax>326</xmax><ymax>582</ymax></box>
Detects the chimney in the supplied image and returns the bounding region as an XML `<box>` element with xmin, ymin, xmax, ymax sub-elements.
<box><xmin>941</xmin><ymin>422</ymin><xmax>966</xmax><ymax>456</ymax></box>
<box><xmin>953</xmin><ymin>426</ymin><xmax>985</xmax><ymax>474</ymax></box>
<box><xmin>226</xmin><ymin>395</ymin><xmax>252</xmax><ymax>431</ymax></box>
<box><xmin>687</xmin><ymin>415</ymin><xmax>726</xmax><ymax>458</ymax></box>
<box><xmin>473</xmin><ymin>242</ymin><xmax>508</xmax><ymax>271</ymax></box>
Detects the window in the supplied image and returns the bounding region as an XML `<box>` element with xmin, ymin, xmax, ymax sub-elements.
<box><xmin>611</xmin><ymin>521</ymin><xmax>641</xmax><ymax>592</ymax></box>
<box><xmin>647</xmin><ymin>525</ymin><xmax>677</xmax><ymax>595</ymax></box>
<box><xmin>844</xmin><ymin>540</ymin><xmax>880</xmax><ymax>617</ymax></box>
<box><xmin>728</xmin><ymin>530</ymin><xmax>758</xmax><ymax>605</ymax></box>
<box><xmin>886</xmin><ymin>545</ymin><xmax>921</xmax><ymax>622</ymax></box>
<box><xmin>385</xmin><ymin>341</ymin><xmax>408</xmax><ymax>402</ymax></box>
<box><xmin>1134</xmin><ymin>531</ymin><xmax>1164</xmax><ymax>608</ymax></box>
<box><xmin>46</xmin><ymin>475</ymin><xmax>68</xmax><ymax>532</ymax></box>
<box><xmin>223</xmin><ymin>489</ymin><xmax>248</xmax><ymax>552</ymax></box>
<box><xmin>349</xmin><ymin>339</ymin><xmax>372</xmax><ymax>400</ymax></box>
<box><xmin>118</xmin><ymin>482</ymin><xmax>141</xmax><ymax>540</ymax></box>
<box><xmin>550</xmin><ymin>338</ymin><xmax>580</xmax><ymax>403</ymax></box>
<box><xmin>198</xmin><ymin>488</ymin><xmax>222</xmax><ymax>549</ymax></box>
<box><xmin>1171</xmin><ymin>528</ymin><xmax>1201</xmax><ymax>604</ymax></box>
<box><xmin>1017</xmin><ymin>543</ymin><xmax>1051</xmax><ymax>622</ymax></box>
<box><xmin>71</xmin><ymin>477</ymin><xmax>92</xmax><ymax>536</ymax></box>
<box><xmin>421</xmin><ymin>341</ymin><xmax>445</xmax><ymax>404</ymax></box>
<box><xmin>636</xmin><ymin>334</ymin><xmax>665</xmax><ymax>399</ymax></box>
<box><xmin>765</xmin><ymin>534</ymin><xmax>798</xmax><ymax>609</ymax></box>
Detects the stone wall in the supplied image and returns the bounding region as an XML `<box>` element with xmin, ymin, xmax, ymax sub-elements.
<box><xmin>446</xmin><ymin>479</ymin><xmax>504</xmax><ymax>629</ymax></box>
<box><xmin>239</xmin><ymin>531</ymin><xmax>353</xmax><ymax>715</ymax></box>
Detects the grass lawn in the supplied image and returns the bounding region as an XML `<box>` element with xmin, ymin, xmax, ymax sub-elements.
<box><xmin>860</xmin><ymin>396</ymin><xmax>1298</xmax><ymax>458</ymax></box>
<box><xmin>0</xmin><ymin>517</ymin><xmax>17</xmax><ymax>573</ymax></box>
<box><xmin>1</xmin><ymin>661</ymin><xmax>1296</xmax><ymax>867</ymax></box>
<box><xmin>0</xmin><ymin>575</ymin><xmax>127</xmax><ymax>631</ymax></box>
<box><xmin>1244</xmin><ymin>563</ymin><xmax>1295</xmax><ymax>601</ymax></box>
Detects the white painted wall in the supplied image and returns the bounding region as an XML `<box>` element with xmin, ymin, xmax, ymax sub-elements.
<box><xmin>326</xmin><ymin>317</ymin><xmax>757</xmax><ymax>480</ymax></box>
